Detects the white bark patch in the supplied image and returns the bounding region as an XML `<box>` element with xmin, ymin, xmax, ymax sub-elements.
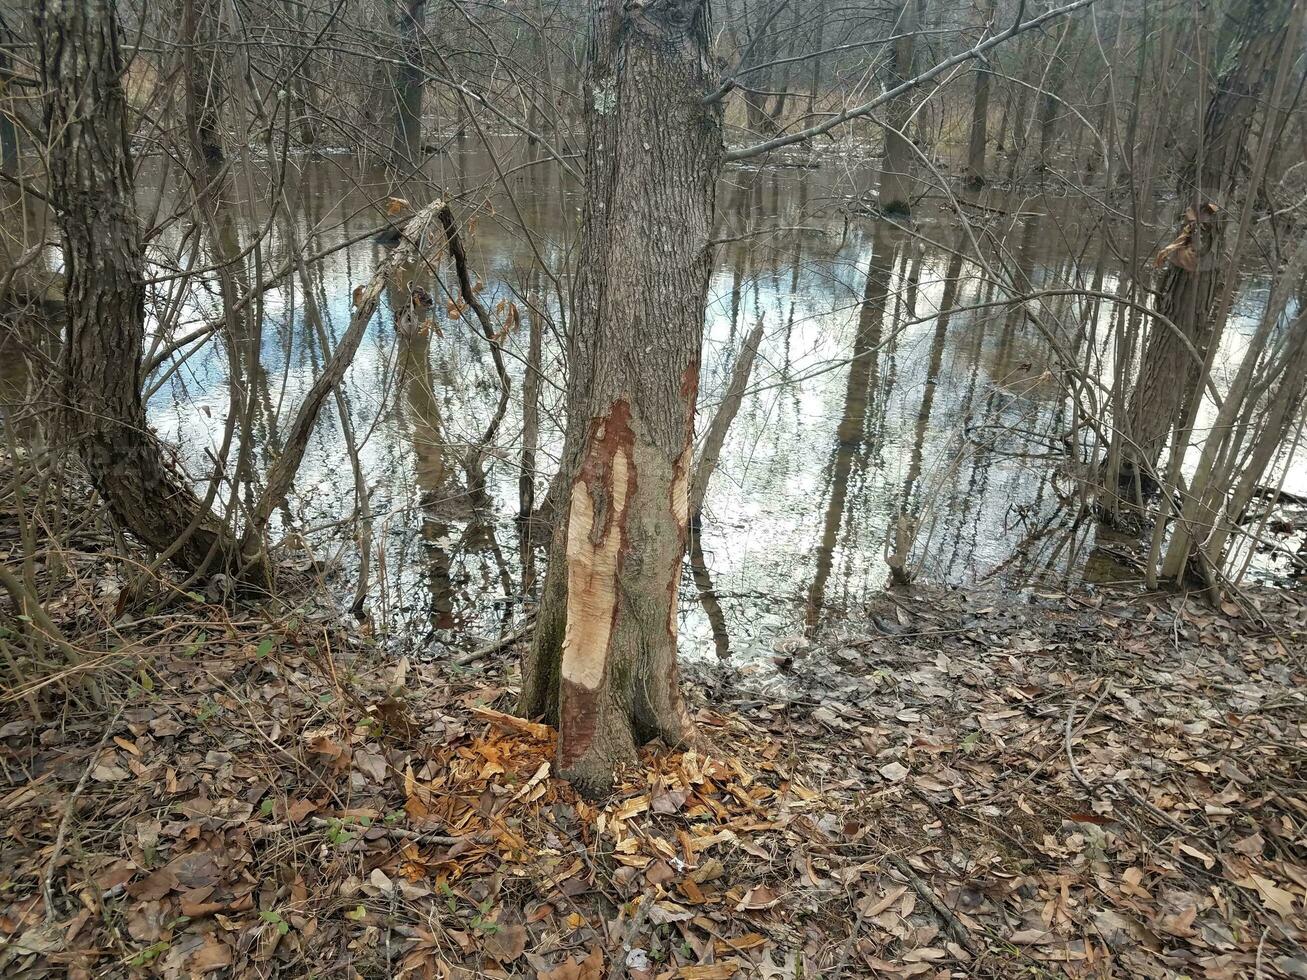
<box><xmin>561</xmin><ymin>447</ymin><xmax>630</xmax><ymax>690</ymax></box>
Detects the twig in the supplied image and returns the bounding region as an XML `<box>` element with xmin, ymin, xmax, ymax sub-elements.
<box><xmin>44</xmin><ymin>704</ymin><xmax>126</xmax><ymax>918</ymax></box>
<box><xmin>437</xmin><ymin>204</ymin><xmax>511</xmax><ymax>450</ymax></box>
<box><xmin>830</xmin><ymin>901</ymin><xmax>867</xmax><ymax>979</ymax></box>
<box><xmin>1065</xmin><ymin>681</ymin><xmax>1112</xmax><ymax>793</ymax></box>
<box><xmin>454</xmin><ymin>614</ymin><xmax>536</xmax><ymax>666</ymax></box>
<box><xmin>1254</xmin><ymin>925</ymin><xmax>1270</xmax><ymax>979</ymax></box>
<box><xmin>307</xmin><ymin>816</ymin><xmax>462</xmax><ymax>846</ymax></box>
<box><xmin>607</xmin><ymin>888</ymin><xmax>654</xmax><ymax>980</ymax></box>
<box><xmin>884</xmin><ymin>853</ymin><xmax>978</xmax><ymax>957</ymax></box>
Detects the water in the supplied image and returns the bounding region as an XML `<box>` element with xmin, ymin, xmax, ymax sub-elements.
<box><xmin>8</xmin><ymin>136</ymin><xmax>1302</xmax><ymax>661</ymax></box>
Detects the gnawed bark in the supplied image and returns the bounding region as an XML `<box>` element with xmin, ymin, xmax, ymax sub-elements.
<box><xmin>520</xmin><ymin>0</ymin><xmax>720</xmax><ymax>795</ymax></box>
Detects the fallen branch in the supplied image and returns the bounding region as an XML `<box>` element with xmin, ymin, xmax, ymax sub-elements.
<box><xmin>691</xmin><ymin>321</ymin><xmax>765</xmax><ymax>519</ymax></box>
<box><xmin>246</xmin><ymin>201</ymin><xmax>448</xmax><ymax>552</ymax></box>
<box><xmin>437</xmin><ymin>205</ymin><xmax>511</xmax><ymax>451</ymax></box>
<box><xmin>454</xmin><ymin>614</ymin><xmax>536</xmax><ymax>666</ymax></box>
<box><xmin>884</xmin><ymin>853</ymin><xmax>978</xmax><ymax>957</ymax></box>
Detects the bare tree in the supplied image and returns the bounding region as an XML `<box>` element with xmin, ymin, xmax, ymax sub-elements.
<box><xmin>38</xmin><ymin>0</ymin><xmax>240</xmax><ymax>572</ymax></box>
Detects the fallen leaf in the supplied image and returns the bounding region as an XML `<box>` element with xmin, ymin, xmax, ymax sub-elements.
<box><xmin>287</xmin><ymin>799</ymin><xmax>317</xmax><ymax>824</ymax></box>
<box><xmin>536</xmin><ymin>945</ymin><xmax>604</xmax><ymax>979</ymax></box>
<box><xmin>484</xmin><ymin>923</ymin><xmax>527</xmax><ymax>962</ymax></box>
<box><xmin>879</xmin><ymin>761</ymin><xmax>908</xmax><ymax>782</ymax></box>
<box><xmin>736</xmin><ymin>884</ymin><xmax>782</xmax><ymax>911</ymax></box>
<box><xmin>189</xmin><ymin>939</ymin><xmax>233</xmax><ymax>973</ymax></box>
<box><xmin>1009</xmin><ymin>929</ymin><xmax>1053</xmax><ymax>945</ymax></box>
<box><xmin>1244</xmin><ymin>874</ymin><xmax>1297</xmax><ymax>918</ymax></box>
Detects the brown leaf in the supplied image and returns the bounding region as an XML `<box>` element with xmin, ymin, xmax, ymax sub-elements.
<box><xmin>676</xmin><ymin>962</ymin><xmax>743</xmax><ymax>979</ymax></box>
<box><xmin>1243</xmin><ymin>874</ymin><xmax>1297</xmax><ymax>918</ymax></box>
<box><xmin>127</xmin><ymin>867</ymin><xmax>178</xmax><ymax>901</ymax></box>
<box><xmin>736</xmin><ymin>884</ymin><xmax>782</xmax><ymax>911</ymax></box>
<box><xmin>287</xmin><ymin>799</ymin><xmax>317</xmax><ymax>824</ymax></box>
<box><xmin>536</xmin><ymin>945</ymin><xmax>604</xmax><ymax>980</ymax></box>
<box><xmin>484</xmin><ymin>923</ymin><xmax>527</xmax><ymax>962</ymax></box>
<box><xmin>354</xmin><ymin>749</ymin><xmax>387</xmax><ymax>784</ymax></box>
<box><xmin>645</xmin><ymin>859</ymin><xmax>676</xmax><ymax>886</ymax></box>
<box><xmin>167</xmin><ymin>850</ymin><xmax>220</xmax><ymax>889</ymax></box>
<box><xmin>1008</xmin><ymin>929</ymin><xmax>1053</xmax><ymax>945</ymax></box>
<box><xmin>712</xmin><ymin>933</ymin><xmax>767</xmax><ymax>956</ymax></box>
<box><xmin>189</xmin><ymin>939</ymin><xmax>233</xmax><ymax>973</ymax></box>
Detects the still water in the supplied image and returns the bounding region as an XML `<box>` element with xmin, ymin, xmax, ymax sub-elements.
<box><xmin>11</xmin><ymin>136</ymin><xmax>1300</xmax><ymax>660</ymax></box>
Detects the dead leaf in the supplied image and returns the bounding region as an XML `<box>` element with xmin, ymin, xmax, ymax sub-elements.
<box><xmin>736</xmin><ymin>884</ymin><xmax>782</xmax><ymax>911</ymax></box>
<box><xmin>1008</xmin><ymin>929</ymin><xmax>1053</xmax><ymax>945</ymax></box>
<box><xmin>536</xmin><ymin>945</ymin><xmax>604</xmax><ymax>980</ymax></box>
<box><xmin>1243</xmin><ymin>874</ymin><xmax>1297</xmax><ymax>918</ymax></box>
<box><xmin>676</xmin><ymin>961</ymin><xmax>743</xmax><ymax>979</ymax></box>
<box><xmin>485</xmin><ymin>923</ymin><xmax>527</xmax><ymax>962</ymax></box>
<box><xmin>354</xmin><ymin>749</ymin><xmax>387</xmax><ymax>784</ymax></box>
<box><xmin>189</xmin><ymin>939</ymin><xmax>233</xmax><ymax>973</ymax></box>
<box><xmin>879</xmin><ymin>761</ymin><xmax>908</xmax><ymax>782</ymax></box>
<box><xmin>287</xmin><ymin>799</ymin><xmax>317</xmax><ymax>824</ymax></box>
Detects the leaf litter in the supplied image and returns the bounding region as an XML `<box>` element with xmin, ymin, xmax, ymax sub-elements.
<box><xmin>1</xmin><ymin>583</ymin><xmax>1305</xmax><ymax>978</ymax></box>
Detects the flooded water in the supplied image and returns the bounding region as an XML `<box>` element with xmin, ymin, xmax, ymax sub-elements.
<box><xmin>8</xmin><ymin>136</ymin><xmax>1302</xmax><ymax>660</ymax></box>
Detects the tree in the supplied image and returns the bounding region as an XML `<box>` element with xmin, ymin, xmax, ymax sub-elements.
<box><xmin>518</xmin><ymin>0</ymin><xmax>721</xmax><ymax>795</ymax></box>
<box><xmin>879</xmin><ymin>0</ymin><xmax>921</xmax><ymax>216</ymax></box>
<box><xmin>521</xmin><ymin>0</ymin><xmax>1096</xmax><ymax>793</ymax></box>
<box><xmin>391</xmin><ymin>0</ymin><xmax>425</xmax><ymax>169</ymax></box>
<box><xmin>38</xmin><ymin>0</ymin><xmax>240</xmax><ymax>573</ymax></box>
<box><xmin>962</xmin><ymin>0</ymin><xmax>997</xmax><ymax>189</ymax></box>
<box><xmin>1119</xmin><ymin>0</ymin><xmax>1296</xmax><ymax>480</ymax></box>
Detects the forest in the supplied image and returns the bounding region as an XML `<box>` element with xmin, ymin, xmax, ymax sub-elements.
<box><xmin>1</xmin><ymin>0</ymin><xmax>1306</xmax><ymax>974</ymax></box>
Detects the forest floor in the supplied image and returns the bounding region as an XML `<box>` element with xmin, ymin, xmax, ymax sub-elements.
<box><xmin>2</xmin><ymin>570</ymin><xmax>1306</xmax><ymax>979</ymax></box>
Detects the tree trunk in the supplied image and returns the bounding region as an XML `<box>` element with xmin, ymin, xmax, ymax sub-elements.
<box><xmin>519</xmin><ymin>276</ymin><xmax>543</xmax><ymax>595</ymax></box>
<box><xmin>518</xmin><ymin>0</ymin><xmax>721</xmax><ymax>795</ymax></box>
<box><xmin>392</xmin><ymin>0</ymin><xmax>426</xmax><ymax>168</ymax></box>
<box><xmin>879</xmin><ymin>1</ymin><xmax>919</xmax><ymax>216</ymax></box>
<box><xmin>38</xmin><ymin>0</ymin><xmax>238</xmax><ymax>573</ymax></box>
<box><xmin>181</xmin><ymin>0</ymin><xmax>225</xmax><ymax>165</ymax></box>
<box><xmin>962</xmin><ymin>0</ymin><xmax>997</xmax><ymax>189</ymax></box>
<box><xmin>1122</xmin><ymin>0</ymin><xmax>1294</xmax><ymax>477</ymax></box>
<box><xmin>805</xmin><ymin>0</ymin><xmax>826</xmax><ymax>122</ymax></box>
<box><xmin>1034</xmin><ymin>19</ymin><xmax>1075</xmax><ymax>174</ymax></box>
<box><xmin>0</xmin><ymin>45</ymin><xmax>19</xmax><ymax>173</ymax></box>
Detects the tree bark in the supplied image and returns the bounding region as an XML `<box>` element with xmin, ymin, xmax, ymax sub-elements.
<box><xmin>181</xmin><ymin>0</ymin><xmax>225</xmax><ymax>165</ymax></box>
<box><xmin>518</xmin><ymin>0</ymin><xmax>721</xmax><ymax>795</ymax></box>
<box><xmin>38</xmin><ymin>0</ymin><xmax>238</xmax><ymax>573</ymax></box>
<box><xmin>879</xmin><ymin>1</ymin><xmax>919</xmax><ymax>216</ymax></box>
<box><xmin>962</xmin><ymin>0</ymin><xmax>997</xmax><ymax>189</ymax></box>
<box><xmin>391</xmin><ymin>0</ymin><xmax>426</xmax><ymax>168</ymax></box>
<box><xmin>0</xmin><ymin>45</ymin><xmax>20</xmax><ymax>173</ymax></box>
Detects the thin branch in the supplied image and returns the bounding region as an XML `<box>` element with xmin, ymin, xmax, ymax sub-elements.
<box><xmin>725</xmin><ymin>0</ymin><xmax>1094</xmax><ymax>162</ymax></box>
